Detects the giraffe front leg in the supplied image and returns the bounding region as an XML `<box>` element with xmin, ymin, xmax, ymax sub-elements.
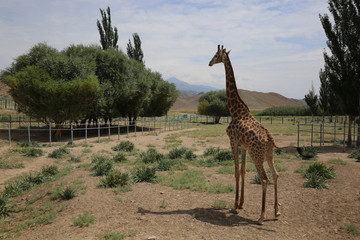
<box><xmin>230</xmin><ymin>143</ymin><xmax>240</xmax><ymax>213</ymax></box>
<box><xmin>239</xmin><ymin>149</ymin><xmax>247</xmax><ymax>209</ymax></box>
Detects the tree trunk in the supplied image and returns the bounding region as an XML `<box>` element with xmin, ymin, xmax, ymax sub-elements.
<box><xmin>53</xmin><ymin>121</ymin><xmax>63</xmax><ymax>140</ymax></box>
<box><xmin>347</xmin><ymin>115</ymin><xmax>354</xmax><ymax>148</ymax></box>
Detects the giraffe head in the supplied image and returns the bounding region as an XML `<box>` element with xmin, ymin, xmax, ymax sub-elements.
<box><xmin>208</xmin><ymin>45</ymin><xmax>230</xmax><ymax>66</ymax></box>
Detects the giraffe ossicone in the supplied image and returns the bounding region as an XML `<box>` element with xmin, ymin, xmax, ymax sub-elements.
<box><xmin>209</xmin><ymin>45</ymin><xmax>281</xmax><ymax>224</ymax></box>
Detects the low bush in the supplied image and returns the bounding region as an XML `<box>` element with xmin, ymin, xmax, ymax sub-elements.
<box><xmin>112</xmin><ymin>152</ymin><xmax>127</xmax><ymax>163</ymax></box>
<box><xmin>99</xmin><ymin>170</ymin><xmax>130</xmax><ymax>188</ymax></box>
<box><xmin>132</xmin><ymin>166</ymin><xmax>157</xmax><ymax>183</ymax></box>
<box><xmin>139</xmin><ymin>149</ymin><xmax>164</xmax><ymax>164</ymax></box>
<box><xmin>169</xmin><ymin>147</ymin><xmax>195</xmax><ymax>160</ymax></box>
<box><xmin>348</xmin><ymin>148</ymin><xmax>360</xmax><ymax>161</ymax></box>
<box><xmin>297</xmin><ymin>146</ymin><xmax>318</xmax><ymax>160</ymax></box>
<box><xmin>48</xmin><ymin>147</ymin><xmax>70</xmax><ymax>159</ymax></box>
<box><xmin>112</xmin><ymin>141</ymin><xmax>135</xmax><ymax>152</ymax></box>
<box><xmin>3</xmin><ymin>165</ymin><xmax>59</xmax><ymax>197</ymax></box>
<box><xmin>73</xmin><ymin>211</ymin><xmax>95</xmax><ymax>227</ymax></box>
<box><xmin>203</xmin><ymin>147</ymin><xmax>221</xmax><ymax>156</ymax></box>
<box><xmin>156</xmin><ymin>158</ymin><xmax>177</xmax><ymax>171</ymax></box>
<box><xmin>91</xmin><ymin>155</ymin><xmax>113</xmax><ymax>176</ymax></box>
<box><xmin>0</xmin><ymin>196</ymin><xmax>13</xmax><ymax>217</ymax></box>
<box><xmin>302</xmin><ymin>162</ymin><xmax>335</xmax><ymax>189</ymax></box>
<box><xmin>22</xmin><ymin>147</ymin><xmax>44</xmax><ymax>157</ymax></box>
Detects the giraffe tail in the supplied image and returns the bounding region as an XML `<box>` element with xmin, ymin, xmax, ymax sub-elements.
<box><xmin>274</xmin><ymin>144</ymin><xmax>297</xmax><ymax>149</ymax></box>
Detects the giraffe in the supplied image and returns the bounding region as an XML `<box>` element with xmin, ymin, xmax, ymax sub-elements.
<box><xmin>208</xmin><ymin>45</ymin><xmax>280</xmax><ymax>224</ymax></box>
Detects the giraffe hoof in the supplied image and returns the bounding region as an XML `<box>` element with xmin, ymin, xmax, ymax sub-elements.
<box><xmin>229</xmin><ymin>208</ymin><xmax>239</xmax><ymax>214</ymax></box>
<box><xmin>275</xmin><ymin>211</ymin><xmax>281</xmax><ymax>217</ymax></box>
<box><xmin>257</xmin><ymin>217</ymin><xmax>264</xmax><ymax>225</ymax></box>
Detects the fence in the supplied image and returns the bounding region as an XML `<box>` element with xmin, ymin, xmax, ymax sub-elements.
<box><xmin>0</xmin><ymin>98</ymin><xmax>16</xmax><ymax>110</ymax></box>
<box><xmin>0</xmin><ymin>116</ymin><xmax>197</xmax><ymax>145</ymax></box>
<box><xmin>297</xmin><ymin>121</ymin><xmax>359</xmax><ymax>149</ymax></box>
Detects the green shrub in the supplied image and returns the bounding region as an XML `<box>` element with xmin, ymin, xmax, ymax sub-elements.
<box><xmin>23</xmin><ymin>147</ymin><xmax>44</xmax><ymax>157</ymax></box>
<box><xmin>156</xmin><ymin>158</ymin><xmax>176</xmax><ymax>171</ymax></box>
<box><xmin>48</xmin><ymin>147</ymin><xmax>70</xmax><ymax>159</ymax></box>
<box><xmin>303</xmin><ymin>173</ymin><xmax>328</xmax><ymax>189</ymax></box>
<box><xmin>303</xmin><ymin>162</ymin><xmax>335</xmax><ymax>180</ymax></box>
<box><xmin>3</xmin><ymin>165</ymin><xmax>59</xmax><ymax>197</ymax></box>
<box><xmin>348</xmin><ymin>148</ymin><xmax>360</xmax><ymax>161</ymax></box>
<box><xmin>0</xmin><ymin>196</ymin><xmax>13</xmax><ymax>217</ymax></box>
<box><xmin>297</xmin><ymin>146</ymin><xmax>318</xmax><ymax>160</ymax></box>
<box><xmin>59</xmin><ymin>186</ymin><xmax>77</xmax><ymax>200</ymax></box>
<box><xmin>203</xmin><ymin>147</ymin><xmax>221</xmax><ymax>156</ymax></box>
<box><xmin>99</xmin><ymin>170</ymin><xmax>130</xmax><ymax>188</ymax></box>
<box><xmin>169</xmin><ymin>147</ymin><xmax>187</xmax><ymax>159</ymax></box>
<box><xmin>91</xmin><ymin>156</ymin><xmax>113</xmax><ymax>176</ymax></box>
<box><xmin>302</xmin><ymin>162</ymin><xmax>335</xmax><ymax>189</ymax></box>
<box><xmin>132</xmin><ymin>166</ymin><xmax>157</xmax><ymax>183</ymax></box>
<box><xmin>41</xmin><ymin>165</ymin><xmax>59</xmax><ymax>176</ymax></box>
<box><xmin>73</xmin><ymin>211</ymin><xmax>95</xmax><ymax>227</ymax></box>
<box><xmin>212</xmin><ymin>149</ymin><xmax>233</xmax><ymax>162</ymax></box>
<box><xmin>98</xmin><ymin>232</ymin><xmax>126</xmax><ymax>240</ymax></box>
<box><xmin>139</xmin><ymin>149</ymin><xmax>164</xmax><ymax>164</ymax></box>
<box><xmin>68</xmin><ymin>156</ymin><xmax>81</xmax><ymax>163</ymax></box>
<box><xmin>112</xmin><ymin>141</ymin><xmax>134</xmax><ymax>152</ymax></box>
<box><xmin>112</xmin><ymin>153</ymin><xmax>127</xmax><ymax>163</ymax></box>
<box><xmin>18</xmin><ymin>141</ymin><xmax>41</xmax><ymax>148</ymax></box>
<box><xmin>341</xmin><ymin>223</ymin><xmax>360</xmax><ymax>235</ymax></box>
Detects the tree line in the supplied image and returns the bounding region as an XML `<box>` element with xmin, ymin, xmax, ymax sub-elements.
<box><xmin>0</xmin><ymin>7</ymin><xmax>178</xmax><ymax>135</ymax></box>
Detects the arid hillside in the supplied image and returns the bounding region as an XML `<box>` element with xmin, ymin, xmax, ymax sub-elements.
<box><xmin>170</xmin><ymin>89</ymin><xmax>304</xmax><ymax>113</ymax></box>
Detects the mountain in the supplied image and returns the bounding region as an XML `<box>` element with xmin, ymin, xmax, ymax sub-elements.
<box><xmin>170</xmin><ymin>88</ymin><xmax>305</xmax><ymax>113</ymax></box>
<box><xmin>167</xmin><ymin>77</ymin><xmax>218</xmax><ymax>93</ymax></box>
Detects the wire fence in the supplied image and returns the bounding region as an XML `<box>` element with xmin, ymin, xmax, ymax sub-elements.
<box><xmin>297</xmin><ymin>121</ymin><xmax>359</xmax><ymax>149</ymax></box>
<box><xmin>0</xmin><ymin>116</ymin><xmax>199</xmax><ymax>145</ymax></box>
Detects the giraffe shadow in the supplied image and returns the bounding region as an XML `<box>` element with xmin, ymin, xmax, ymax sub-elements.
<box><xmin>137</xmin><ymin>207</ymin><xmax>277</xmax><ymax>231</ymax></box>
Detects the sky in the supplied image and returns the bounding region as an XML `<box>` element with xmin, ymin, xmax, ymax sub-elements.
<box><xmin>0</xmin><ymin>0</ymin><xmax>330</xmax><ymax>99</ymax></box>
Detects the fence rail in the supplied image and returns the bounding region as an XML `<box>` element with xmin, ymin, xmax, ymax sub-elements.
<box><xmin>297</xmin><ymin>121</ymin><xmax>359</xmax><ymax>149</ymax></box>
<box><xmin>0</xmin><ymin>117</ymin><xmax>197</xmax><ymax>145</ymax></box>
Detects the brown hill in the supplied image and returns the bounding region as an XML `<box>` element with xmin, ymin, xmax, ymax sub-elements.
<box><xmin>170</xmin><ymin>89</ymin><xmax>304</xmax><ymax>113</ymax></box>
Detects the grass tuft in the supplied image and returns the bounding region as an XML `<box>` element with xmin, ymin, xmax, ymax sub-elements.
<box><xmin>48</xmin><ymin>147</ymin><xmax>70</xmax><ymax>159</ymax></box>
<box><xmin>73</xmin><ymin>211</ymin><xmax>95</xmax><ymax>227</ymax></box>
<box><xmin>112</xmin><ymin>141</ymin><xmax>135</xmax><ymax>152</ymax></box>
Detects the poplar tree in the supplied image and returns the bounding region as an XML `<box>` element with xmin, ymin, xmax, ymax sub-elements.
<box><xmin>319</xmin><ymin>0</ymin><xmax>360</xmax><ymax>146</ymax></box>
<box><xmin>97</xmin><ymin>7</ymin><xmax>119</xmax><ymax>50</ymax></box>
<box><xmin>127</xmin><ymin>33</ymin><xmax>144</xmax><ymax>63</ymax></box>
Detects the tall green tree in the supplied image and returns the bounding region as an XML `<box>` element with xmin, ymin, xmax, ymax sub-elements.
<box><xmin>97</xmin><ymin>6</ymin><xmax>119</xmax><ymax>50</ymax></box>
<box><xmin>127</xmin><ymin>33</ymin><xmax>144</xmax><ymax>63</ymax></box>
<box><xmin>319</xmin><ymin>0</ymin><xmax>360</xmax><ymax>146</ymax></box>
<box><xmin>1</xmin><ymin>43</ymin><xmax>99</xmax><ymax>136</ymax></box>
<box><xmin>197</xmin><ymin>90</ymin><xmax>229</xmax><ymax>124</ymax></box>
<box><xmin>304</xmin><ymin>84</ymin><xmax>319</xmax><ymax>117</ymax></box>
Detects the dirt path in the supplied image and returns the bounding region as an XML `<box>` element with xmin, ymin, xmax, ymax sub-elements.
<box><xmin>0</xmin><ymin>129</ymin><xmax>359</xmax><ymax>240</ymax></box>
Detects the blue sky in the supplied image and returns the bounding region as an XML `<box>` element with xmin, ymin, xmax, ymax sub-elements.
<box><xmin>0</xmin><ymin>0</ymin><xmax>329</xmax><ymax>99</ymax></box>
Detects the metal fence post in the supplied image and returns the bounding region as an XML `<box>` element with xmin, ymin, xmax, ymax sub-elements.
<box><xmin>8</xmin><ymin>122</ymin><xmax>11</xmax><ymax>144</ymax></box>
<box><xmin>49</xmin><ymin>123</ymin><xmax>52</xmax><ymax>146</ymax></box>
<box><xmin>311</xmin><ymin>124</ymin><xmax>314</xmax><ymax>147</ymax></box>
<box><xmin>85</xmin><ymin>121</ymin><xmax>88</xmax><ymax>144</ymax></box>
<box><xmin>297</xmin><ymin>122</ymin><xmax>300</xmax><ymax>147</ymax></box>
<box><xmin>70</xmin><ymin>123</ymin><xmax>74</xmax><ymax>145</ymax></box>
<box><xmin>98</xmin><ymin>123</ymin><xmax>100</xmax><ymax>143</ymax></box>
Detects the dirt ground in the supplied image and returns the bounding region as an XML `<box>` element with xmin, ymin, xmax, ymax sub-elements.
<box><xmin>0</xmin><ymin>127</ymin><xmax>359</xmax><ymax>240</ymax></box>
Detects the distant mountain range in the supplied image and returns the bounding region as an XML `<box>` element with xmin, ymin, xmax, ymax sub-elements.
<box><xmin>167</xmin><ymin>77</ymin><xmax>218</xmax><ymax>94</ymax></box>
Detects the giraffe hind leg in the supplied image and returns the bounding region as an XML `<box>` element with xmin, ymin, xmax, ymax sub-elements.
<box><xmin>266</xmin><ymin>149</ymin><xmax>281</xmax><ymax>218</ymax></box>
<box><xmin>252</xmin><ymin>154</ymin><xmax>269</xmax><ymax>224</ymax></box>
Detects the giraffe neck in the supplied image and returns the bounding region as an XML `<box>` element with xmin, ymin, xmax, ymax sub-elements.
<box><xmin>223</xmin><ymin>53</ymin><xmax>250</xmax><ymax>119</ymax></box>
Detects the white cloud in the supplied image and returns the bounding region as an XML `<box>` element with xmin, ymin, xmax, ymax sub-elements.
<box><xmin>0</xmin><ymin>0</ymin><xmax>329</xmax><ymax>98</ymax></box>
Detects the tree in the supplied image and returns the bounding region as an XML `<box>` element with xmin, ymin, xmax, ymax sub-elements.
<box><xmin>127</xmin><ymin>33</ymin><xmax>144</xmax><ymax>63</ymax></box>
<box><xmin>141</xmin><ymin>72</ymin><xmax>179</xmax><ymax>117</ymax></box>
<box><xmin>97</xmin><ymin>7</ymin><xmax>119</xmax><ymax>50</ymax></box>
<box><xmin>0</xmin><ymin>43</ymin><xmax>99</xmax><ymax>137</ymax></box>
<box><xmin>197</xmin><ymin>90</ymin><xmax>229</xmax><ymax>123</ymax></box>
<box><xmin>304</xmin><ymin>84</ymin><xmax>319</xmax><ymax>117</ymax></box>
<box><xmin>319</xmin><ymin>0</ymin><xmax>360</xmax><ymax>146</ymax></box>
